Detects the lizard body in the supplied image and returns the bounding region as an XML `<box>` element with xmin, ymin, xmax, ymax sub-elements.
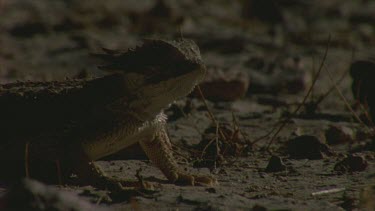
<box><xmin>0</xmin><ymin>39</ymin><xmax>216</xmax><ymax>187</ymax></box>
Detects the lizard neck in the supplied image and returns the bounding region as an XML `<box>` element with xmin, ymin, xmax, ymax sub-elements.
<box><xmin>82</xmin><ymin>111</ymin><xmax>168</xmax><ymax>160</ymax></box>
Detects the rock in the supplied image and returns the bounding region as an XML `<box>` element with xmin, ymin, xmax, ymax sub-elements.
<box><xmin>286</xmin><ymin>135</ymin><xmax>332</xmax><ymax>160</ymax></box>
<box><xmin>0</xmin><ymin>178</ymin><xmax>106</xmax><ymax>211</ymax></box>
<box><xmin>325</xmin><ymin>125</ymin><xmax>354</xmax><ymax>145</ymax></box>
<box><xmin>191</xmin><ymin>67</ymin><xmax>249</xmax><ymax>101</ymax></box>
<box><xmin>265</xmin><ymin>156</ymin><xmax>286</xmax><ymax>172</ymax></box>
<box><xmin>334</xmin><ymin>155</ymin><xmax>368</xmax><ymax>172</ymax></box>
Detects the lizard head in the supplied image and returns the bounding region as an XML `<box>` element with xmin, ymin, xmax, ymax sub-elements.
<box><xmin>95</xmin><ymin>39</ymin><xmax>206</xmax><ymax>120</ymax></box>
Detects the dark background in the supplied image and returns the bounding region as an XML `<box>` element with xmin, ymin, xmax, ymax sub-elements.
<box><xmin>0</xmin><ymin>0</ymin><xmax>374</xmax><ymax>210</ymax></box>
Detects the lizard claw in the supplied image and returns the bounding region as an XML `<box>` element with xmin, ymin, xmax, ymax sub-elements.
<box><xmin>174</xmin><ymin>172</ymin><xmax>218</xmax><ymax>186</ymax></box>
<box><xmin>193</xmin><ymin>175</ymin><xmax>218</xmax><ymax>186</ymax></box>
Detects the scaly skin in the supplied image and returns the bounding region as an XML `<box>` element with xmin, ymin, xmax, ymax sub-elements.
<box><xmin>0</xmin><ymin>39</ymin><xmax>217</xmax><ymax>188</ymax></box>
<box><xmin>140</xmin><ymin>125</ymin><xmax>216</xmax><ymax>186</ymax></box>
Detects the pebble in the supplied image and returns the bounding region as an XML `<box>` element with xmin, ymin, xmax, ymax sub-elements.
<box><xmin>334</xmin><ymin>155</ymin><xmax>368</xmax><ymax>172</ymax></box>
<box><xmin>265</xmin><ymin>156</ymin><xmax>286</xmax><ymax>172</ymax></box>
<box><xmin>286</xmin><ymin>135</ymin><xmax>332</xmax><ymax>160</ymax></box>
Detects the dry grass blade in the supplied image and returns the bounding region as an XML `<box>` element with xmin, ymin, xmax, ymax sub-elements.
<box><xmin>196</xmin><ymin>85</ymin><xmax>217</xmax><ymax>124</ymax></box>
<box><xmin>358</xmin><ymin>103</ymin><xmax>374</xmax><ymax>127</ymax></box>
<box><xmin>175</xmin><ymin>102</ymin><xmax>203</xmax><ymax>136</ymax></box>
<box><xmin>196</xmin><ymin>85</ymin><xmax>226</xmax><ymax>142</ymax></box>
<box><xmin>314</xmin><ymin>69</ymin><xmax>348</xmax><ymax>106</ymax></box>
<box><xmin>195</xmin><ymin>85</ymin><xmax>223</xmax><ymax>167</ymax></box>
<box><xmin>323</xmin><ymin>65</ymin><xmax>370</xmax><ymax>130</ymax></box>
<box><xmin>96</xmin><ymin>194</ymin><xmax>106</xmax><ymax>205</ymax></box>
<box><xmin>231</xmin><ymin>112</ymin><xmax>257</xmax><ymax>153</ymax></box>
<box><xmin>251</xmin><ymin>126</ymin><xmax>279</xmax><ymax>145</ymax></box>
<box><xmin>196</xmin><ymin>85</ymin><xmax>249</xmax><ymax>165</ymax></box>
<box><xmin>313</xmin><ymin>48</ymin><xmax>355</xmax><ymax>107</ymax></box>
<box><xmin>231</xmin><ymin>112</ymin><xmax>249</xmax><ymax>143</ymax></box>
<box><xmin>214</xmin><ymin>122</ymin><xmax>219</xmax><ymax>169</ymax></box>
<box><xmin>200</xmin><ymin>136</ymin><xmax>217</xmax><ymax>158</ymax></box>
<box><xmin>265</xmin><ymin>34</ymin><xmax>332</xmax><ymax>152</ymax></box>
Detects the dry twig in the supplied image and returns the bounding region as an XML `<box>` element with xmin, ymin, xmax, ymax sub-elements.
<box><xmin>311</xmin><ymin>188</ymin><xmax>346</xmax><ymax>196</ymax></box>
<box><xmin>265</xmin><ymin>35</ymin><xmax>332</xmax><ymax>152</ymax></box>
<box><xmin>323</xmin><ymin>65</ymin><xmax>370</xmax><ymax>130</ymax></box>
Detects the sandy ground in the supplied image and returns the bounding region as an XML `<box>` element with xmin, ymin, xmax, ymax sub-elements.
<box><xmin>0</xmin><ymin>0</ymin><xmax>374</xmax><ymax>210</ymax></box>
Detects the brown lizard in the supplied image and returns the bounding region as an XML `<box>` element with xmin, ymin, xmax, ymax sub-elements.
<box><xmin>0</xmin><ymin>39</ymin><xmax>217</xmax><ymax>189</ymax></box>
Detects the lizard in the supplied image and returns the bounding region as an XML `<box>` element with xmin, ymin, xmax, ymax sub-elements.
<box><xmin>0</xmin><ymin>38</ymin><xmax>217</xmax><ymax>189</ymax></box>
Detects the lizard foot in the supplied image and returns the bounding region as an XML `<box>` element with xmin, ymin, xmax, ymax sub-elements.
<box><xmin>174</xmin><ymin>172</ymin><xmax>218</xmax><ymax>186</ymax></box>
<box><xmin>79</xmin><ymin>162</ymin><xmax>155</xmax><ymax>192</ymax></box>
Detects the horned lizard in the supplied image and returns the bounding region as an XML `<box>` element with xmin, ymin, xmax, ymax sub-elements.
<box><xmin>0</xmin><ymin>39</ymin><xmax>217</xmax><ymax>189</ymax></box>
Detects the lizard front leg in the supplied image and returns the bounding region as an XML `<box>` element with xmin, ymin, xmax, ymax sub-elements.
<box><xmin>67</xmin><ymin>146</ymin><xmax>143</xmax><ymax>191</ymax></box>
<box><xmin>139</xmin><ymin>126</ymin><xmax>217</xmax><ymax>186</ymax></box>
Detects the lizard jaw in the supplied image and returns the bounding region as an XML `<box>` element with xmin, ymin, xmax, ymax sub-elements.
<box><xmin>129</xmin><ymin>66</ymin><xmax>205</xmax><ymax>122</ymax></box>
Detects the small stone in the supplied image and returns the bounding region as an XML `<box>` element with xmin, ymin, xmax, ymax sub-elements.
<box><xmin>325</xmin><ymin>125</ymin><xmax>354</xmax><ymax>145</ymax></box>
<box><xmin>334</xmin><ymin>155</ymin><xmax>368</xmax><ymax>172</ymax></box>
<box><xmin>286</xmin><ymin>135</ymin><xmax>332</xmax><ymax>160</ymax></box>
<box><xmin>191</xmin><ymin>67</ymin><xmax>249</xmax><ymax>101</ymax></box>
<box><xmin>265</xmin><ymin>156</ymin><xmax>286</xmax><ymax>172</ymax></box>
